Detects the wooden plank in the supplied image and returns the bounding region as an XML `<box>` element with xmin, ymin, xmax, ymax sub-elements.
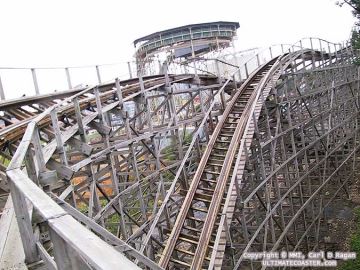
<box><xmin>56</xmin><ymin>197</ymin><xmax>163</xmax><ymax>270</ymax></box>
<box><xmin>67</xmin><ymin>137</ymin><xmax>93</xmax><ymax>156</ymax></box>
<box><xmin>88</xmin><ymin>121</ymin><xmax>111</xmax><ymax>135</ymax></box>
<box><xmin>7</xmin><ymin>169</ymin><xmax>66</xmax><ymax>219</ymax></box>
<box><xmin>47</xmin><ymin>159</ymin><xmax>75</xmax><ymax>180</ymax></box>
<box><xmin>48</xmin><ymin>215</ymin><xmax>141</xmax><ymax>270</ymax></box>
<box><xmin>36</xmin><ymin>242</ymin><xmax>57</xmax><ymax>270</ymax></box>
<box><xmin>7</xmin><ymin>122</ymin><xmax>36</xmax><ymax>170</ymax></box>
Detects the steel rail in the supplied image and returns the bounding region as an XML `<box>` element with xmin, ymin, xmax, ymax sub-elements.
<box><xmin>190</xmin><ymin>56</ymin><xmax>285</xmax><ymax>270</ymax></box>
<box><xmin>134</xmin><ymin>44</ymin><xmax>288</xmax><ymax>259</ymax></box>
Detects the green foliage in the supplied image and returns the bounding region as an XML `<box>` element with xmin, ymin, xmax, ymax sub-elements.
<box><xmin>337</xmin><ymin>0</ymin><xmax>360</xmax><ymax>17</ymax></box>
<box><xmin>352</xmin><ymin>30</ymin><xmax>360</xmax><ymax>50</ymax></box>
<box><xmin>1</xmin><ymin>157</ymin><xmax>10</xmax><ymax>167</ymax></box>
<box><xmin>351</xmin><ymin>30</ymin><xmax>360</xmax><ymax>65</ymax></box>
<box><xmin>338</xmin><ymin>207</ymin><xmax>360</xmax><ymax>269</ymax></box>
<box><xmin>162</xmin><ymin>132</ymin><xmax>193</xmax><ymax>161</ymax></box>
<box><xmin>100</xmin><ymin>198</ymin><xmax>107</xmax><ymax>207</ymax></box>
<box><xmin>183</xmin><ymin>132</ymin><xmax>193</xmax><ymax>146</ymax></box>
<box><xmin>163</xmin><ymin>171</ymin><xmax>173</xmax><ymax>181</ymax></box>
<box><xmin>355</xmin><ymin>207</ymin><xmax>360</xmax><ymax>220</ymax></box>
<box><xmin>106</xmin><ymin>213</ymin><xmax>120</xmax><ymax>235</ymax></box>
<box><xmin>338</xmin><ymin>0</ymin><xmax>360</xmax><ymax>64</ymax></box>
<box><xmin>194</xmin><ymin>104</ymin><xmax>202</xmax><ymax>112</ymax></box>
<box><xmin>77</xmin><ymin>202</ymin><xmax>88</xmax><ymax>214</ymax></box>
<box><xmin>163</xmin><ymin>143</ymin><xmax>177</xmax><ymax>160</ymax></box>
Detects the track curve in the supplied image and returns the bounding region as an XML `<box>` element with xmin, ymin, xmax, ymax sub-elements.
<box><xmin>159</xmin><ymin>49</ymin><xmax>340</xmax><ymax>269</ymax></box>
<box><xmin>1</xmin><ymin>37</ymin><xmax>356</xmax><ymax>270</ymax></box>
<box><xmin>159</xmin><ymin>58</ymin><xmax>279</xmax><ymax>269</ymax></box>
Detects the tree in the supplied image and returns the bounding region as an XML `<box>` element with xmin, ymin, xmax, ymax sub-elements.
<box><xmin>337</xmin><ymin>0</ymin><xmax>360</xmax><ymax>63</ymax></box>
<box><xmin>337</xmin><ymin>0</ymin><xmax>360</xmax><ymax>14</ymax></box>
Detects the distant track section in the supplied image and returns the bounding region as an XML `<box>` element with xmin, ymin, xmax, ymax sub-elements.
<box><xmin>0</xmin><ymin>73</ymin><xmax>223</xmax><ymax>196</ymax></box>
<box><xmin>0</xmin><ymin>75</ymin><xmax>190</xmax><ymax>147</ymax></box>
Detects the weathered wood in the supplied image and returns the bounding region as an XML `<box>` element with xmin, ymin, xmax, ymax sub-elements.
<box><xmin>48</xmin><ymin>215</ymin><xmax>141</xmax><ymax>270</ymax></box>
<box><xmin>8</xmin><ymin>178</ymin><xmax>38</xmax><ymax>263</ymax></box>
<box><xmin>7</xmin><ymin>169</ymin><xmax>66</xmax><ymax>219</ymax></box>
<box><xmin>50</xmin><ymin>109</ymin><xmax>68</xmax><ymax>166</ymax></box>
<box><xmin>88</xmin><ymin>121</ymin><xmax>111</xmax><ymax>135</ymax></box>
<box><xmin>0</xmin><ymin>195</ymin><xmax>28</xmax><ymax>269</ymax></box>
<box><xmin>56</xmin><ymin>197</ymin><xmax>163</xmax><ymax>270</ymax></box>
<box><xmin>49</xmin><ymin>226</ymin><xmax>87</xmax><ymax>270</ymax></box>
<box><xmin>67</xmin><ymin>137</ymin><xmax>93</xmax><ymax>156</ymax></box>
<box><xmin>36</xmin><ymin>242</ymin><xmax>58</xmax><ymax>270</ymax></box>
<box><xmin>39</xmin><ymin>170</ymin><xmax>58</xmax><ymax>186</ymax></box>
<box><xmin>47</xmin><ymin>159</ymin><xmax>74</xmax><ymax>180</ymax></box>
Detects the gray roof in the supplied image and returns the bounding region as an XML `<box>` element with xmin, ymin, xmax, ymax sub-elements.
<box><xmin>134</xmin><ymin>21</ymin><xmax>240</xmax><ymax>46</ymax></box>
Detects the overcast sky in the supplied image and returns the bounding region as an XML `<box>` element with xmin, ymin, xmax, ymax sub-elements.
<box><xmin>0</xmin><ymin>0</ymin><xmax>356</xmax><ymax>67</ymax></box>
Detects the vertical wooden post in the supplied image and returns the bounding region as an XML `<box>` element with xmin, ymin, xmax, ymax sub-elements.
<box><xmin>73</xmin><ymin>97</ymin><xmax>86</xmax><ymax>142</ymax></box>
<box><xmin>0</xmin><ymin>74</ymin><xmax>5</xmax><ymax>100</ymax></box>
<box><xmin>31</xmin><ymin>68</ymin><xmax>40</xmax><ymax>95</ymax></box>
<box><xmin>50</xmin><ymin>109</ymin><xmax>68</xmax><ymax>166</ymax></box>
<box><xmin>65</xmin><ymin>68</ymin><xmax>72</xmax><ymax>89</ymax></box>
<box><xmin>127</xmin><ymin>62</ymin><xmax>133</xmax><ymax>79</ymax></box>
<box><xmin>96</xmin><ymin>65</ymin><xmax>101</xmax><ymax>84</ymax></box>
<box><xmin>49</xmin><ymin>227</ymin><xmax>89</xmax><ymax>270</ymax></box>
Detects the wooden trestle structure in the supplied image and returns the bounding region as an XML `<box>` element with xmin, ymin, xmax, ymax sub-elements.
<box><xmin>0</xmin><ymin>38</ymin><xmax>359</xmax><ymax>270</ymax></box>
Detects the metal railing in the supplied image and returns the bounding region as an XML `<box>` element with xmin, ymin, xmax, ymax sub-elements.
<box><xmin>0</xmin><ymin>61</ymin><xmax>138</xmax><ymax>101</ymax></box>
<box><xmin>173</xmin><ymin>37</ymin><xmax>348</xmax><ymax>82</ymax></box>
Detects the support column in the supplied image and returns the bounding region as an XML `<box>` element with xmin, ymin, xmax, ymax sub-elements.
<box><xmin>31</xmin><ymin>68</ymin><xmax>40</xmax><ymax>95</ymax></box>
<box><xmin>0</xmin><ymin>74</ymin><xmax>5</xmax><ymax>100</ymax></box>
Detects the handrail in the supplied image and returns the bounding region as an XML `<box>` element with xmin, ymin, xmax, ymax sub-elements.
<box><xmin>0</xmin><ymin>60</ymin><xmax>137</xmax><ymax>70</ymax></box>
<box><xmin>169</xmin><ymin>37</ymin><xmax>346</xmax><ymax>85</ymax></box>
<box><xmin>0</xmin><ymin>37</ymin><xmax>346</xmax><ymax>102</ymax></box>
<box><xmin>0</xmin><ymin>61</ymin><xmax>138</xmax><ymax>100</ymax></box>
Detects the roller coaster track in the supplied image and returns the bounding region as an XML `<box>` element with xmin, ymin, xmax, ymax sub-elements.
<box><xmin>1</xmin><ymin>36</ymin><xmax>359</xmax><ymax>270</ymax></box>
<box><xmin>158</xmin><ymin>50</ymin><xmax>322</xmax><ymax>269</ymax></box>
<box><xmin>0</xmin><ymin>65</ymin><xmax>230</xmax><ymax>268</ymax></box>
<box><xmin>159</xmin><ymin>58</ymin><xmax>278</xmax><ymax>268</ymax></box>
<box><xmin>0</xmin><ymin>73</ymin><xmax>222</xmax><ymax>194</ymax></box>
<box><xmin>0</xmin><ymin>74</ymin><xmax>199</xmax><ymax>148</ymax></box>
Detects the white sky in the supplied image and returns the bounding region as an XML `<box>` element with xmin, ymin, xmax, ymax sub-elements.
<box><xmin>0</xmin><ymin>0</ymin><xmax>356</xmax><ymax>99</ymax></box>
<box><xmin>0</xmin><ymin>0</ymin><xmax>356</xmax><ymax>67</ymax></box>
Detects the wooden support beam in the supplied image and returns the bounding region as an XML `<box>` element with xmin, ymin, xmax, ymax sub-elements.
<box><xmin>88</xmin><ymin>121</ymin><xmax>111</xmax><ymax>136</ymax></box>
<box><xmin>67</xmin><ymin>137</ymin><xmax>93</xmax><ymax>156</ymax></box>
<box><xmin>47</xmin><ymin>159</ymin><xmax>74</xmax><ymax>180</ymax></box>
